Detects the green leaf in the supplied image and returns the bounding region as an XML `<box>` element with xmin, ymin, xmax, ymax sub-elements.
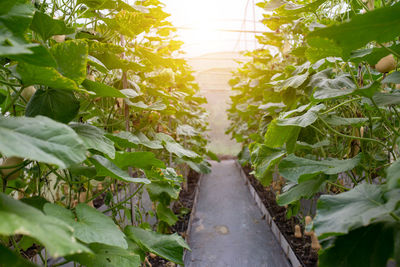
<box><xmin>81</xmin><ymin>79</ymin><xmax>126</xmax><ymax>98</ymax></box>
<box><xmin>276</xmin><ymin>176</ymin><xmax>326</xmax><ymax>205</ymax></box>
<box><xmin>89</xmin><ymin>155</ymin><xmax>150</xmax><ymax>184</ymax></box>
<box><xmin>0</xmin><ymin>115</ymin><xmax>86</xmax><ymax>168</ymax></box>
<box><xmin>30</xmin><ymin>12</ymin><xmax>74</xmax><ymax>41</ymax></box>
<box><xmin>78</xmin><ymin>0</ymin><xmax>107</xmax><ymax>8</ymax></box>
<box><xmin>307</xmin><ymin>3</ymin><xmax>400</xmax><ymax>60</ymax></box>
<box><xmin>106</xmin><ymin>131</ymin><xmax>163</xmax><ymax>150</ymax></box>
<box><xmin>323</xmin><ymin>115</ymin><xmax>369</xmax><ymax>127</ymax></box>
<box><xmin>67</xmin><ymin>243</ymin><xmax>141</xmax><ymax>267</ymax></box>
<box><xmin>124</xmin><ymin>226</ymin><xmax>189</xmax><ymax>265</ymax></box>
<box><xmin>264</xmin><ymin>119</ymin><xmax>300</xmax><ymax>152</ymax></box>
<box><xmin>354</xmin><ymin>81</ymin><xmax>381</xmax><ymax>98</ymax></box>
<box><xmin>7</xmin><ymin>45</ymin><xmax>58</xmax><ymax>67</ymax></box>
<box><xmin>0</xmin><ymin>243</ymin><xmax>39</xmax><ymax>267</ymax></box>
<box><xmin>275</xmin><ymin>72</ymin><xmax>309</xmax><ymax>92</ymax></box>
<box><xmin>0</xmin><ymin>1</ymin><xmax>34</xmax><ymax>37</ymax></box>
<box><xmin>146</xmin><ymin>181</ymin><xmax>180</xmax><ymax>202</ymax></box>
<box><xmin>17</xmin><ymin>63</ymin><xmax>80</xmax><ymax>91</ymax></box>
<box><xmin>277</xmin><ymin>104</ymin><xmax>325</xmax><ymax>127</ymax></box>
<box><xmin>182</xmin><ymin>159</ymin><xmax>212</xmax><ymax>174</ymax></box>
<box><xmin>372</xmin><ymin>92</ymin><xmax>400</xmax><ymax>106</ymax></box>
<box><xmin>319</xmin><ymin>222</ymin><xmax>400</xmax><ymax>267</ymax></box>
<box><xmin>156</xmin><ymin>203</ymin><xmax>178</xmax><ymax>226</ymax></box>
<box><xmin>25</xmin><ymin>88</ymin><xmax>80</xmax><ymax>123</ymax></box>
<box><xmin>279</xmin><ymin>154</ymin><xmax>361</xmax><ymax>183</ymax></box>
<box><xmin>126</xmin><ymin>100</ymin><xmax>167</xmax><ymax>111</ymax></box>
<box><xmin>310</xmin><ymin>69</ymin><xmax>356</xmax><ymax>100</ymax></box>
<box><xmin>382</xmin><ymin>71</ymin><xmax>400</xmax><ymax>84</ymax></box>
<box><xmin>0</xmin><ymin>193</ymin><xmax>91</xmax><ymax>257</ymax></box>
<box><xmin>313</xmin><ymin>184</ymin><xmax>400</xmax><ymax>238</ymax></box>
<box><xmin>70</xmin><ymin>123</ymin><xmax>115</xmax><ymax>159</ymax></box>
<box><xmin>156</xmin><ymin>133</ymin><xmax>199</xmax><ymax>159</ymax></box>
<box><xmin>250</xmin><ymin>143</ymin><xmax>286</xmax><ymax>186</ymax></box>
<box><xmin>44</xmin><ymin>203</ymin><xmax>128</xmax><ymax>248</ymax></box>
<box><xmin>350</xmin><ymin>44</ymin><xmax>400</xmax><ymax>65</ymax></box>
<box><xmin>113</xmin><ymin>151</ymin><xmax>165</xmax><ymax>170</ymax></box>
<box><xmin>386</xmin><ymin>160</ymin><xmax>400</xmax><ymax>190</ymax></box>
<box><xmin>50</xmin><ymin>40</ymin><xmax>88</xmax><ymax>84</ymax></box>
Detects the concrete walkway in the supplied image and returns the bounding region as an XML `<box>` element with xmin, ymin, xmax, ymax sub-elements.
<box><xmin>184</xmin><ymin>160</ymin><xmax>291</xmax><ymax>267</ymax></box>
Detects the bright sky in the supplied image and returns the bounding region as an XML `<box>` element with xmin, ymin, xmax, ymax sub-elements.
<box><xmin>161</xmin><ymin>0</ymin><xmax>265</xmax><ymax>58</ymax></box>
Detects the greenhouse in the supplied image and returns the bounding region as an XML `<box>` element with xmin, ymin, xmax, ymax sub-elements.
<box><xmin>0</xmin><ymin>0</ymin><xmax>399</xmax><ymax>266</ymax></box>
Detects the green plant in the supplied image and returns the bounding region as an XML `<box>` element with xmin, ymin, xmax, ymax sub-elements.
<box><xmin>0</xmin><ymin>0</ymin><xmax>210</xmax><ymax>266</ymax></box>
<box><xmin>228</xmin><ymin>0</ymin><xmax>400</xmax><ymax>265</ymax></box>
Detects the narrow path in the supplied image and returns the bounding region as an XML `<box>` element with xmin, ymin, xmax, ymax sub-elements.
<box><xmin>184</xmin><ymin>160</ymin><xmax>291</xmax><ymax>267</ymax></box>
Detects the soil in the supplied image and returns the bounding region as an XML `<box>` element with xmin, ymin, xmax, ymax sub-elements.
<box><xmin>149</xmin><ymin>169</ymin><xmax>201</xmax><ymax>267</ymax></box>
<box><xmin>242</xmin><ymin>165</ymin><xmax>318</xmax><ymax>267</ymax></box>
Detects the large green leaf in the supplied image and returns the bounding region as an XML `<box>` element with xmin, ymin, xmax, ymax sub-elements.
<box><xmin>25</xmin><ymin>88</ymin><xmax>80</xmax><ymax>124</ymax></box>
<box><xmin>30</xmin><ymin>12</ymin><xmax>74</xmax><ymax>41</ymax></box>
<box><xmin>310</xmin><ymin>69</ymin><xmax>356</xmax><ymax>100</ymax></box>
<box><xmin>0</xmin><ymin>193</ymin><xmax>91</xmax><ymax>257</ymax></box>
<box><xmin>372</xmin><ymin>92</ymin><xmax>400</xmax><ymax>106</ymax></box>
<box><xmin>146</xmin><ymin>181</ymin><xmax>180</xmax><ymax>202</ymax></box>
<box><xmin>156</xmin><ymin>203</ymin><xmax>178</xmax><ymax>226</ymax></box>
<box><xmin>156</xmin><ymin>133</ymin><xmax>199</xmax><ymax>158</ymax></box>
<box><xmin>313</xmin><ymin>184</ymin><xmax>400</xmax><ymax>238</ymax></box>
<box><xmin>277</xmin><ymin>104</ymin><xmax>325</xmax><ymax>127</ymax></box>
<box><xmin>0</xmin><ymin>116</ymin><xmax>86</xmax><ymax>168</ymax></box>
<box><xmin>124</xmin><ymin>226</ymin><xmax>189</xmax><ymax>265</ymax></box>
<box><xmin>386</xmin><ymin>160</ymin><xmax>400</xmax><ymax>190</ymax></box>
<box><xmin>70</xmin><ymin>123</ymin><xmax>115</xmax><ymax>159</ymax></box>
<box><xmin>264</xmin><ymin>119</ymin><xmax>300</xmax><ymax>152</ymax></box>
<box><xmin>89</xmin><ymin>155</ymin><xmax>150</xmax><ymax>184</ymax></box>
<box><xmin>323</xmin><ymin>115</ymin><xmax>369</xmax><ymax>127</ymax></box>
<box><xmin>17</xmin><ymin>63</ymin><xmax>80</xmax><ymax>91</ymax></box>
<box><xmin>106</xmin><ymin>131</ymin><xmax>163</xmax><ymax>150</ymax></box>
<box><xmin>278</xmin><ymin>154</ymin><xmax>361</xmax><ymax>183</ymax></box>
<box><xmin>0</xmin><ymin>0</ymin><xmax>34</xmax><ymax>37</ymax></box>
<box><xmin>67</xmin><ymin>243</ymin><xmax>141</xmax><ymax>267</ymax></box>
<box><xmin>44</xmin><ymin>203</ymin><xmax>128</xmax><ymax>248</ymax></box>
<box><xmin>250</xmin><ymin>143</ymin><xmax>286</xmax><ymax>186</ymax></box>
<box><xmin>307</xmin><ymin>3</ymin><xmax>400</xmax><ymax>60</ymax></box>
<box><xmin>382</xmin><ymin>71</ymin><xmax>400</xmax><ymax>84</ymax></box>
<box><xmin>50</xmin><ymin>40</ymin><xmax>88</xmax><ymax>84</ymax></box>
<box><xmin>113</xmin><ymin>151</ymin><xmax>165</xmax><ymax>170</ymax></box>
<box><xmin>81</xmin><ymin>79</ymin><xmax>126</xmax><ymax>98</ymax></box>
<box><xmin>276</xmin><ymin>176</ymin><xmax>326</xmax><ymax>205</ymax></box>
<box><xmin>350</xmin><ymin>44</ymin><xmax>400</xmax><ymax>65</ymax></box>
<box><xmin>318</xmin><ymin>222</ymin><xmax>400</xmax><ymax>267</ymax></box>
<box><xmin>0</xmin><ymin>243</ymin><xmax>39</xmax><ymax>267</ymax></box>
<box><xmin>275</xmin><ymin>72</ymin><xmax>309</xmax><ymax>92</ymax></box>
<box><xmin>7</xmin><ymin>45</ymin><xmax>58</xmax><ymax>67</ymax></box>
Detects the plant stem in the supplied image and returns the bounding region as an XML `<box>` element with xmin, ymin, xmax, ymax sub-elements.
<box><xmin>326</xmin><ymin>180</ymin><xmax>349</xmax><ymax>191</ymax></box>
<box><xmin>319</xmin><ymin>116</ymin><xmax>386</xmax><ymax>147</ymax></box>
<box><xmin>103</xmin><ymin>184</ymin><xmax>144</xmax><ymax>213</ymax></box>
<box><xmin>320</xmin><ymin>97</ymin><xmax>362</xmax><ymax>115</ymax></box>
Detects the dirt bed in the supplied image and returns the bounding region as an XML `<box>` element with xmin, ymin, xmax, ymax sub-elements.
<box><xmin>242</xmin><ymin>165</ymin><xmax>318</xmax><ymax>267</ymax></box>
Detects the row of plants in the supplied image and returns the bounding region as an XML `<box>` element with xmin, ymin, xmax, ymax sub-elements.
<box><xmin>0</xmin><ymin>0</ymin><xmax>212</xmax><ymax>266</ymax></box>
<box><xmin>228</xmin><ymin>0</ymin><xmax>400</xmax><ymax>265</ymax></box>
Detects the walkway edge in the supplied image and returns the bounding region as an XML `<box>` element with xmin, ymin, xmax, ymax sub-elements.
<box><xmin>180</xmin><ymin>173</ymin><xmax>204</xmax><ymax>267</ymax></box>
<box><xmin>235</xmin><ymin>161</ymin><xmax>302</xmax><ymax>267</ymax></box>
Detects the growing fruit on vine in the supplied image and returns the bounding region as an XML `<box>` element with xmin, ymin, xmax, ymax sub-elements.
<box><xmin>375</xmin><ymin>54</ymin><xmax>396</xmax><ymax>73</ymax></box>
<box><xmin>294</xmin><ymin>225</ymin><xmax>302</xmax><ymax>238</ymax></box>
<box><xmin>21</xmin><ymin>86</ymin><xmax>36</xmax><ymax>102</ymax></box>
<box><xmin>0</xmin><ymin>157</ymin><xmax>24</xmax><ymax>180</ymax></box>
<box><xmin>53</xmin><ymin>35</ymin><xmax>65</xmax><ymax>42</ymax></box>
<box><xmin>311</xmin><ymin>232</ymin><xmax>321</xmax><ymax>250</ymax></box>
